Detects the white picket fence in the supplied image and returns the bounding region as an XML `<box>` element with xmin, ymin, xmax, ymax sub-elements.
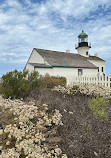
<box><xmin>70</xmin><ymin>75</ymin><xmax>111</xmax><ymax>88</ymax></box>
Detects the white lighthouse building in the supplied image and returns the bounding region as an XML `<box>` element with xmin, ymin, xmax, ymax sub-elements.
<box><xmin>25</xmin><ymin>30</ymin><xmax>106</xmax><ymax>84</ymax></box>
<box><xmin>75</xmin><ymin>30</ymin><xmax>105</xmax><ymax>75</ymax></box>
<box><xmin>75</xmin><ymin>30</ymin><xmax>91</xmax><ymax>57</ymax></box>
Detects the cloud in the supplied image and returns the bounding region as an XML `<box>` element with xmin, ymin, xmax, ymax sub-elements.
<box><xmin>0</xmin><ymin>0</ymin><xmax>111</xmax><ymax>76</ymax></box>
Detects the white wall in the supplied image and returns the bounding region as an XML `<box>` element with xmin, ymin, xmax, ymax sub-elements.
<box><xmin>77</xmin><ymin>47</ymin><xmax>90</xmax><ymax>57</ymax></box>
<box><xmin>76</xmin><ymin>46</ymin><xmax>106</xmax><ymax>75</ymax></box>
<box><xmin>88</xmin><ymin>60</ymin><xmax>106</xmax><ymax>75</ymax></box>
<box><xmin>34</xmin><ymin>67</ymin><xmax>98</xmax><ymax>85</ymax></box>
<box><xmin>28</xmin><ymin>49</ymin><xmax>50</xmax><ymax>65</ymax></box>
<box><xmin>25</xmin><ymin>64</ymin><xmax>34</xmax><ymax>73</ymax></box>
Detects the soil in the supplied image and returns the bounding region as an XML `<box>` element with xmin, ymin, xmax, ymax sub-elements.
<box><xmin>26</xmin><ymin>89</ymin><xmax>111</xmax><ymax>158</ymax></box>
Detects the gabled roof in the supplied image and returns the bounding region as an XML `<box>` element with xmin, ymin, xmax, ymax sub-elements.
<box><xmin>34</xmin><ymin>48</ymin><xmax>98</xmax><ymax>69</ymax></box>
<box><xmin>88</xmin><ymin>55</ymin><xmax>105</xmax><ymax>61</ymax></box>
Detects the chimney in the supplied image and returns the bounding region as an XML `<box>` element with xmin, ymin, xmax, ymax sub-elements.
<box><xmin>94</xmin><ymin>53</ymin><xmax>98</xmax><ymax>57</ymax></box>
<box><xmin>66</xmin><ymin>49</ymin><xmax>70</xmax><ymax>53</ymax></box>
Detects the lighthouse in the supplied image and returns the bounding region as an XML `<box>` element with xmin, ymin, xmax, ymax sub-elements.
<box><xmin>75</xmin><ymin>30</ymin><xmax>91</xmax><ymax>57</ymax></box>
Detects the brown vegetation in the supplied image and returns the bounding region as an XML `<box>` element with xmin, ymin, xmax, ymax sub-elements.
<box><xmin>27</xmin><ymin>89</ymin><xmax>111</xmax><ymax>158</ymax></box>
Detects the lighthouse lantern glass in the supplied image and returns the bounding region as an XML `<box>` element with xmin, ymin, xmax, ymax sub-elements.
<box><xmin>78</xmin><ymin>37</ymin><xmax>88</xmax><ymax>43</ymax></box>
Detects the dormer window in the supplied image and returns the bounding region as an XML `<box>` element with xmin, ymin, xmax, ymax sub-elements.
<box><xmin>86</xmin><ymin>51</ymin><xmax>88</xmax><ymax>55</ymax></box>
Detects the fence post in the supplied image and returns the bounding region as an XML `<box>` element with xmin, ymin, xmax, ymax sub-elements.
<box><xmin>102</xmin><ymin>75</ymin><xmax>104</xmax><ymax>86</ymax></box>
<box><xmin>72</xmin><ymin>75</ymin><xmax>111</xmax><ymax>88</ymax></box>
<box><xmin>108</xmin><ymin>75</ymin><xmax>110</xmax><ymax>88</ymax></box>
<box><xmin>105</xmin><ymin>75</ymin><xmax>107</xmax><ymax>87</ymax></box>
<box><xmin>95</xmin><ymin>76</ymin><xmax>97</xmax><ymax>86</ymax></box>
<box><xmin>110</xmin><ymin>76</ymin><xmax>111</xmax><ymax>88</ymax></box>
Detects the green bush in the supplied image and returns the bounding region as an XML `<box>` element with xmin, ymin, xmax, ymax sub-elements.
<box><xmin>0</xmin><ymin>70</ymin><xmax>44</xmax><ymax>99</ymax></box>
<box><xmin>42</xmin><ymin>76</ymin><xmax>66</xmax><ymax>89</ymax></box>
<box><xmin>0</xmin><ymin>70</ymin><xmax>66</xmax><ymax>99</ymax></box>
<box><xmin>89</xmin><ymin>97</ymin><xmax>109</xmax><ymax>121</ymax></box>
<box><xmin>0</xmin><ymin>83</ymin><xmax>2</xmax><ymax>94</ymax></box>
<box><xmin>69</xmin><ymin>85</ymin><xmax>79</xmax><ymax>94</ymax></box>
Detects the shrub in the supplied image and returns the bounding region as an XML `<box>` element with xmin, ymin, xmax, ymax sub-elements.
<box><xmin>0</xmin><ymin>97</ymin><xmax>65</xmax><ymax>157</ymax></box>
<box><xmin>27</xmin><ymin>71</ymin><xmax>44</xmax><ymax>90</ymax></box>
<box><xmin>0</xmin><ymin>70</ymin><xmax>66</xmax><ymax>99</ymax></box>
<box><xmin>0</xmin><ymin>83</ymin><xmax>2</xmax><ymax>94</ymax></box>
<box><xmin>89</xmin><ymin>97</ymin><xmax>109</xmax><ymax>121</ymax></box>
<box><xmin>69</xmin><ymin>85</ymin><xmax>79</xmax><ymax>94</ymax></box>
<box><xmin>0</xmin><ymin>70</ymin><xmax>44</xmax><ymax>99</ymax></box>
<box><xmin>42</xmin><ymin>76</ymin><xmax>66</xmax><ymax>89</ymax></box>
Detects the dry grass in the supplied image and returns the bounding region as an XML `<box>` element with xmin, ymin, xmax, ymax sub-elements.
<box><xmin>0</xmin><ymin>110</ymin><xmax>15</xmax><ymax>129</ymax></box>
<box><xmin>27</xmin><ymin>89</ymin><xmax>111</xmax><ymax>158</ymax></box>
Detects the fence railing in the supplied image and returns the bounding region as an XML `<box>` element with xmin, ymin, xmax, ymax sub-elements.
<box><xmin>69</xmin><ymin>75</ymin><xmax>111</xmax><ymax>88</ymax></box>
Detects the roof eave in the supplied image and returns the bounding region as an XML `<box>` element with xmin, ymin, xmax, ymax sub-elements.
<box><xmin>34</xmin><ymin>65</ymin><xmax>98</xmax><ymax>69</ymax></box>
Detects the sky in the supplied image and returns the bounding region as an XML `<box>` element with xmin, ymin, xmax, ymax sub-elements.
<box><xmin>0</xmin><ymin>0</ymin><xmax>111</xmax><ymax>77</ymax></box>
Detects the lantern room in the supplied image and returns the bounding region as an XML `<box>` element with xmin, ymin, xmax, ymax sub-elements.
<box><xmin>78</xmin><ymin>30</ymin><xmax>88</xmax><ymax>43</ymax></box>
<box><xmin>75</xmin><ymin>30</ymin><xmax>91</xmax><ymax>49</ymax></box>
<box><xmin>75</xmin><ymin>30</ymin><xmax>91</xmax><ymax>57</ymax></box>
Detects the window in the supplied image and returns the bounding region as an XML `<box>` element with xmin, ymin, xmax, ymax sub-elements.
<box><xmin>78</xmin><ymin>69</ymin><xmax>83</xmax><ymax>75</ymax></box>
<box><xmin>98</xmin><ymin>68</ymin><xmax>99</xmax><ymax>72</ymax></box>
<box><xmin>86</xmin><ymin>51</ymin><xmax>88</xmax><ymax>55</ymax></box>
<box><xmin>102</xmin><ymin>67</ymin><xmax>104</xmax><ymax>72</ymax></box>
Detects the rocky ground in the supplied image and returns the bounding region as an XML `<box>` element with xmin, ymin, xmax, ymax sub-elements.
<box><xmin>0</xmin><ymin>96</ymin><xmax>67</xmax><ymax>158</ymax></box>
<box><xmin>27</xmin><ymin>87</ymin><xmax>111</xmax><ymax>158</ymax></box>
<box><xmin>54</xmin><ymin>84</ymin><xmax>111</xmax><ymax>99</ymax></box>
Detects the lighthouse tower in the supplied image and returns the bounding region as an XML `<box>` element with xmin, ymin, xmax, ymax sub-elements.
<box><xmin>75</xmin><ymin>30</ymin><xmax>91</xmax><ymax>57</ymax></box>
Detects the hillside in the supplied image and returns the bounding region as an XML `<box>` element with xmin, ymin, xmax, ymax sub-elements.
<box><xmin>0</xmin><ymin>95</ymin><xmax>67</xmax><ymax>158</ymax></box>
<box><xmin>27</xmin><ymin>88</ymin><xmax>111</xmax><ymax>158</ymax></box>
<box><xmin>0</xmin><ymin>84</ymin><xmax>111</xmax><ymax>158</ymax></box>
